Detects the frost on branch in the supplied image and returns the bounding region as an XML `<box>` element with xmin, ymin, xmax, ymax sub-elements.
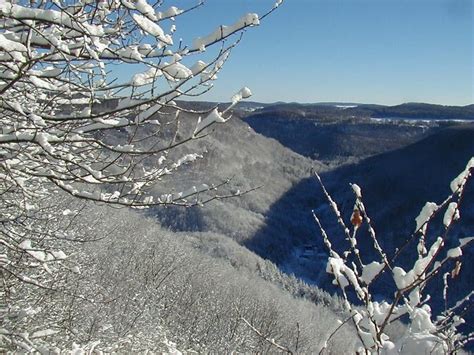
<box><xmin>313</xmin><ymin>157</ymin><xmax>474</xmax><ymax>353</ymax></box>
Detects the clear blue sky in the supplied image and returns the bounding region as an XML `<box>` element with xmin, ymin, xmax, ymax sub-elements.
<box><xmin>164</xmin><ymin>0</ymin><xmax>473</xmax><ymax>106</ymax></box>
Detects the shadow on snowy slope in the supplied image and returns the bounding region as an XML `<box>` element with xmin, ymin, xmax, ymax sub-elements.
<box><xmin>245</xmin><ymin>123</ymin><xmax>474</xmax><ymax>314</ymax></box>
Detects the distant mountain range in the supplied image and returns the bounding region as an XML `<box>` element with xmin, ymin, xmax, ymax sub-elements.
<box><xmin>248</xmin><ymin>102</ymin><xmax>474</xmax><ymax>121</ymax></box>
<box><xmin>175</xmin><ymin>100</ymin><xmax>474</xmax><ymax>120</ymax></box>
<box><xmin>244</xmin><ymin>112</ymin><xmax>436</xmax><ymax>162</ymax></box>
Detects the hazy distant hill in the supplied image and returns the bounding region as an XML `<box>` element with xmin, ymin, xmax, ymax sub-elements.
<box><xmin>249</xmin><ymin>102</ymin><xmax>474</xmax><ymax>121</ymax></box>
<box><xmin>351</xmin><ymin>102</ymin><xmax>474</xmax><ymax>120</ymax></box>
<box><xmin>245</xmin><ymin>110</ymin><xmax>437</xmax><ymax>162</ymax></box>
<box><xmin>175</xmin><ymin>100</ymin><xmax>474</xmax><ymax>121</ymax></box>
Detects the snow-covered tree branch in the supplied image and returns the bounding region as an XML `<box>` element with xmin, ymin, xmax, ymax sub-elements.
<box><xmin>0</xmin><ymin>0</ymin><xmax>284</xmax><ymax>351</ymax></box>
<box><xmin>0</xmin><ymin>0</ymin><xmax>272</xmax><ymax>208</ymax></box>
<box><xmin>313</xmin><ymin>158</ymin><xmax>474</xmax><ymax>353</ymax></box>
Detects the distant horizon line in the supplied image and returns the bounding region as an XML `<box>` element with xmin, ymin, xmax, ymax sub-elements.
<box><xmin>179</xmin><ymin>98</ymin><xmax>474</xmax><ymax>108</ymax></box>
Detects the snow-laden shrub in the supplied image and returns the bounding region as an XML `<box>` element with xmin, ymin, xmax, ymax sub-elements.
<box><xmin>313</xmin><ymin>157</ymin><xmax>474</xmax><ymax>353</ymax></box>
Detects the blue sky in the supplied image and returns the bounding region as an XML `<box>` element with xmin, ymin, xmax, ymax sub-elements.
<box><xmin>164</xmin><ymin>0</ymin><xmax>473</xmax><ymax>105</ymax></box>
